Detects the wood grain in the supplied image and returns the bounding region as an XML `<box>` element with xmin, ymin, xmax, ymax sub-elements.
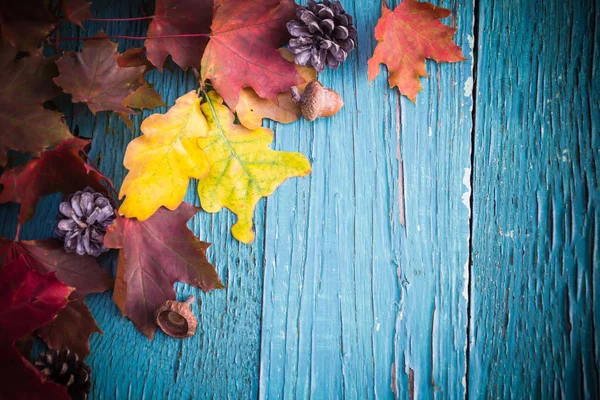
<box><xmin>1</xmin><ymin>0</ymin><xmax>597</xmax><ymax>398</ymax></box>
<box><xmin>470</xmin><ymin>0</ymin><xmax>599</xmax><ymax>398</ymax></box>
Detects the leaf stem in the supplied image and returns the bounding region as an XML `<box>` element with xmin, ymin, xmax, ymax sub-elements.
<box><xmin>56</xmin><ymin>33</ymin><xmax>211</xmax><ymax>42</ymax></box>
<box><xmin>81</xmin><ymin>151</ymin><xmax>120</xmax><ymax>201</ymax></box>
<box><xmin>14</xmin><ymin>224</ymin><xmax>21</xmax><ymax>241</ymax></box>
<box><xmin>86</xmin><ymin>16</ymin><xmax>156</xmax><ymax>21</ymax></box>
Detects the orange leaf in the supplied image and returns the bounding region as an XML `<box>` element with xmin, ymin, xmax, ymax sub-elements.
<box><xmin>236</xmin><ymin>48</ymin><xmax>317</xmax><ymax>129</ymax></box>
<box><xmin>367</xmin><ymin>0</ymin><xmax>466</xmax><ymax>102</ymax></box>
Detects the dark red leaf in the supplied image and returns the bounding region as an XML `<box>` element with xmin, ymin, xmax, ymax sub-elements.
<box><xmin>0</xmin><ymin>238</ymin><xmax>113</xmax><ymax>296</ymax></box>
<box><xmin>200</xmin><ymin>0</ymin><xmax>302</xmax><ymax>109</ymax></box>
<box><xmin>0</xmin><ymin>42</ymin><xmax>71</xmax><ymax>166</ymax></box>
<box><xmin>145</xmin><ymin>0</ymin><xmax>213</xmax><ymax>71</ymax></box>
<box><xmin>62</xmin><ymin>0</ymin><xmax>92</xmax><ymax>27</ymax></box>
<box><xmin>37</xmin><ymin>298</ymin><xmax>102</xmax><ymax>359</ymax></box>
<box><xmin>0</xmin><ymin>256</ymin><xmax>71</xmax><ymax>400</ymax></box>
<box><xmin>0</xmin><ymin>137</ymin><xmax>112</xmax><ymax>224</ymax></box>
<box><xmin>54</xmin><ymin>32</ymin><xmax>145</xmax><ymax>114</ymax></box>
<box><xmin>104</xmin><ymin>203</ymin><xmax>223</xmax><ymax>338</ymax></box>
<box><xmin>0</xmin><ymin>0</ymin><xmax>56</xmax><ymax>53</ymax></box>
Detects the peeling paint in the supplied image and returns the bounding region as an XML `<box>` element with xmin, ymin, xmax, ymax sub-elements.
<box><xmin>464</xmin><ymin>77</ymin><xmax>474</xmax><ymax>97</ymax></box>
<box><xmin>461</xmin><ymin>168</ymin><xmax>472</xmax><ymax>218</ymax></box>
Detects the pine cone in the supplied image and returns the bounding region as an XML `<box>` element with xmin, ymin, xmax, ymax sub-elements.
<box><xmin>55</xmin><ymin>187</ymin><xmax>115</xmax><ymax>257</ymax></box>
<box><xmin>34</xmin><ymin>348</ymin><xmax>92</xmax><ymax>400</ymax></box>
<box><xmin>287</xmin><ymin>0</ymin><xmax>357</xmax><ymax>73</ymax></box>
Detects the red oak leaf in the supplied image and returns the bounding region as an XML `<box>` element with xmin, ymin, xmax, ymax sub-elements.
<box><xmin>0</xmin><ymin>256</ymin><xmax>71</xmax><ymax>400</ymax></box>
<box><xmin>37</xmin><ymin>298</ymin><xmax>101</xmax><ymax>359</ymax></box>
<box><xmin>0</xmin><ymin>238</ymin><xmax>113</xmax><ymax>358</ymax></box>
<box><xmin>54</xmin><ymin>33</ymin><xmax>146</xmax><ymax>114</ymax></box>
<box><xmin>0</xmin><ymin>1</ymin><xmax>56</xmax><ymax>53</ymax></box>
<box><xmin>0</xmin><ymin>138</ymin><xmax>112</xmax><ymax>224</ymax></box>
<box><xmin>367</xmin><ymin>0</ymin><xmax>466</xmax><ymax>102</ymax></box>
<box><xmin>201</xmin><ymin>0</ymin><xmax>302</xmax><ymax>109</ymax></box>
<box><xmin>104</xmin><ymin>203</ymin><xmax>223</xmax><ymax>339</ymax></box>
<box><xmin>62</xmin><ymin>0</ymin><xmax>93</xmax><ymax>27</ymax></box>
<box><xmin>145</xmin><ymin>0</ymin><xmax>213</xmax><ymax>71</ymax></box>
<box><xmin>0</xmin><ymin>42</ymin><xmax>72</xmax><ymax>166</ymax></box>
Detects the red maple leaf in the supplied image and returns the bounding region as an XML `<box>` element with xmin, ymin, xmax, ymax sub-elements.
<box><xmin>0</xmin><ymin>0</ymin><xmax>56</xmax><ymax>53</ymax></box>
<box><xmin>201</xmin><ymin>0</ymin><xmax>302</xmax><ymax>109</ymax></box>
<box><xmin>54</xmin><ymin>33</ymin><xmax>146</xmax><ymax>114</ymax></box>
<box><xmin>145</xmin><ymin>0</ymin><xmax>213</xmax><ymax>71</ymax></box>
<box><xmin>0</xmin><ymin>256</ymin><xmax>71</xmax><ymax>400</ymax></box>
<box><xmin>104</xmin><ymin>203</ymin><xmax>223</xmax><ymax>338</ymax></box>
<box><xmin>116</xmin><ymin>47</ymin><xmax>156</xmax><ymax>71</ymax></box>
<box><xmin>367</xmin><ymin>0</ymin><xmax>466</xmax><ymax>102</ymax></box>
<box><xmin>61</xmin><ymin>0</ymin><xmax>92</xmax><ymax>27</ymax></box>
<box><xmin>0</xmin><ymin>138</ymin><xmax>112</xmax><ymax>225</ymax></box>
<box><xmin>0</xmin><ymin>238</ymin><xmax>113</xmax><ymax>358</ymax></box>
<box><xmin>0</xmin><ymin>42</ymin><xmax>72</xmax><ymax>166</ymax></box>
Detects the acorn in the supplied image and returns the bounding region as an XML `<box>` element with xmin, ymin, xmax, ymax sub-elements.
<box><xmin>291</xmin><ymin>81</ymin><xmax>344</xmax><ymax>121</ymax></box>
<box><xmin>155</xmin><ymin>296</ymin><xmax>198</xmax><ymax>338</ymax></box>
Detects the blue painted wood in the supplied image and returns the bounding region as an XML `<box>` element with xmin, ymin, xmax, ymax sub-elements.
<box><xmin>259</xmin><ymin>0</ymin><xmax>474</xmax><ymax>398</ymax></box>
<box><xmin>470</xmin><ymin>0</ymin><xmax>599</xmax><ymax>398</ymax></box>
<box><xmin>1</xmin><ymin>0</ymin><xmax>597</xmax><ymax>398</ymax></box>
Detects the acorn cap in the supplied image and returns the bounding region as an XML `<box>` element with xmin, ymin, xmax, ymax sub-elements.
<box><xmin>156</xmin><ymin>296</ymin><xmax>198</xmax><ymax>338</ymax></box>
<box><xmin>293</xmin><ymin>81</ymin><xmax>344</xmax><ymax>122</ymax></box>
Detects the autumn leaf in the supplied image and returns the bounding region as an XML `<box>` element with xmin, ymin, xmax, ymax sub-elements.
<box><xmin>367</xmin><ymin>0</ymin><xmax>466</xmax><ymax>102</ymax></box>
<box><xmin>0</xmin><ymin>138</ymin><xmax>112</xmax><ymax>224</ymax></box>
<box><xmin>119</xmin><ymin>91</ymin><xmax>210</xmax><ymax>221</ymax></box>
<box><xmin>197</xmin><ymin>91</ymin><xmax>311</xmax><ymax>243</ymax></box>
<box><xmin>201</xmin><ymin>0</ymin><xmax>303</xmax><ymax>110</ymax></box>
<box><xmin>0</xmin><ymin>238</ymin><xmax>113</xmax><ymax>297</ymax></box>
<box><xmin>236</xmin><ymin>48</ymin><xmax>317</xmax><ymax>130</ymax></box>
<box><xmin>62</xmin><ymin>0</ymin><xmax>92</xmax><ymax>27</ymax></box>
<box><xmin>0</xmin><ymin>256</ymin><xmax>71</xmax><ymax>400</ymax></box>
<box><xmin>0</xmin><ymin>42</ymin><xmax>72</xmax><ymax>166</ymax></box>
<box><xmin>124</xmin><ymin>82</ymin><xmax>167</xmax><ymax>111</ymax></box>
<box><xmin>0</xmin><ymin>238</ymin><xmax>113</xmax><ymax>358</ymax></box>
<box><xmin>0</xmin><ymin>0</ymin><xmax>56</xmax><ymax>53</ymax></box>
<box><xmin>54</xmin><ymin>32</ymin><xmax>146</xmax><ymax>114</ymax></box>
<box><xmin>145</xmin><ymin>0</ymin><xmax>213</xmax><ymax>70</ymax></box>
<box><xmin>37</xmin><ymin>299</ymin><xmax>101</xmax><ymax>359</ymax></box>
<box><xmin>104</xmin><ymin>203</ymin><xmax>223</xmax><ymax>339</ymax></box>
<box><xmin>116</xmin><ymin>47</ymin><xmax>155</xmax><ymax>71</ymax></box>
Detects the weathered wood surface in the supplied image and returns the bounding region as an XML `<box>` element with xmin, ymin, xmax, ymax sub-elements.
<box><xmin>0</xmin><ymin>0</ymin><xmax>597</xmax><ymax>399</ymax></box>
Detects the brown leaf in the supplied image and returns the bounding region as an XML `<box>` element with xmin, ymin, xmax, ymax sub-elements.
<box><xmin>104</xmin><ymin>203</ymin><xmax>223</xmax><ymax>338</ymax></box>
<box><xmin>54</xmin><ymin>32</ymin><xmax>146</xmax><ymax>114</ymax></box>
<box><xmin>0</xmin><ymin>1</ymin><xmax>56</xmax><ymax>53</ymax></box>
<box><xmin>124</xmin><ymin>82</ymin><xmax>167</xmax><ymax>111</ymax></box>
<box><xmin>0</xmin><ymin>42</ymin><xmax>71</xmax><ymax>166</ymax></box>
<box><xmin>37</xmin><ymin>298</ymin><xmax>102</xmax><ymax>359</ymax></box>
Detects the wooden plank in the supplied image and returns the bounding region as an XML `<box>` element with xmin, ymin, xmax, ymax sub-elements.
<box><xmin>1</xmin><ymin>1</ymin><xmax>265</xmax><ymax>398</ymax></box>
<box><xmin>470</xmin><ymin>0</ymin><xmax>600</xmax><ymax>397</ymax></box>
<box><xmin>258</xmin><ymin>0</ymin><xmax>474</xmax><ymax>398</ymax></box>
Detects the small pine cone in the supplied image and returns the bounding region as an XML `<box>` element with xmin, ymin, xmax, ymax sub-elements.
<box><xmin>287</xmin><ymin>0</ymin><xmax>357</xmax><ymax>73</ymax></box>
<box><xmin>55</xmin><ymin>187</ymin><xmax>115</xmax><ymax>257</ymax></box>
<box><xmin>34</xmin><ymin>348</ymin><xmax>92</xmax><ymax>400</ymax></box>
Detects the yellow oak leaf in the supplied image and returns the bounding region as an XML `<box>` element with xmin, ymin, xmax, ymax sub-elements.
<box><xmin>236</xmin><ymin>49</ymin><xmax>317</xmax><ymax>130</ymax></box>
<box><xmin>198</xmin><ymin>91</ymin><xmax>312</xmax><ymax>243</ymax></box>
<box><xmin>119</xmin><ymin>91</ymin><xmax>210</xmax><ymax>220</ymax></box>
